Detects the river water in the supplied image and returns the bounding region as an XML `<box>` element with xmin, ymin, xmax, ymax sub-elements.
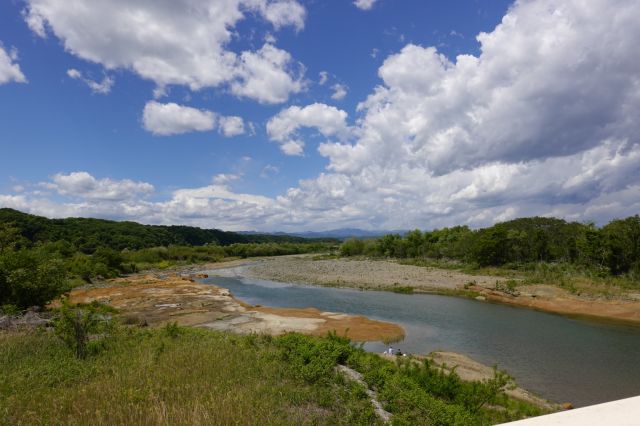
<box><xmin>202</xmin><ymin>267</ymin><xmax>640</xmax><ymax>407</ymax></box>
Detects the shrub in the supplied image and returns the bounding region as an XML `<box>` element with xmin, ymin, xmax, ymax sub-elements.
<box><xmin>163</xmin><ymin>321</ymin><xmax>182</xmax><ymax>338</ymax></box>
<box><xmin>0</xmin><ymin>249</ymin><xmax>70</xmax><ymax>308</ymax></box>
<box><xmin>495</xmin><ymin>280</ymin><xmax>519</xmax><ymax>295</ymax></box>
<box><xmin>275</xmin><ymin>332</ymin><xmax>353</xmax><ymax>383</ymax></box>
<box><xmin>53</xmin><ymin>299</ymin><xmax>115</xmax><ymax>359</ymax></box>
<box><xmin>340</xmin><ymin>238</ymin><xmax>366</xmax><ymax>256</ymax></box>
<box><xmin>391</xmin><ymin>285</ymin><xmax>414</xmax><ymax>294</ymax></box>
<box><xmin>455</xmin><ymin>367</ymin><xmax>512</xmax><ymax>414</ymax></box>
<box><xmin>0</xmin><ymin>304</ymin><xmax>21</xmax><ymax>315</ymax></box>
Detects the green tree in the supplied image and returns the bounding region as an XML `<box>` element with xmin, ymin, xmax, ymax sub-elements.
<box><xmin>54</xmin><ymin>299</ymin><xmax>115</xmax><ymax>359</ymax></box>
<box><xmin>340</xmin><ymin>238</ymin><xmax>365</xmax><ymax>256</ymax></box>
<box><xmin>602</xmin><ymin>216</ymin><xmax>640</xmax><ymax>274</ymax></box>
<box><xmin>0</xmin><ymin>249</ymin><xmax>70</xmax><ymax>308</ymax></box>
<box><xmin>0</xmin><ymin>223</ymin><xmax>26</xmax><ymax>253</ymax></box>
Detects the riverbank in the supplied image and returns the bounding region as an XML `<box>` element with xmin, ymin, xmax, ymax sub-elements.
<box><xmin>49</xmin><ymin>270</ymin><xmax>564</xmax><ymax>417</ymax></box>
<box><xmin>424</xmin><ymin>352</ymin><xmax>562</xmax><ymax>412</ymax></box>
<box><xmin>242</xmin><ymin>255</ymin><xmax>640</xmax><ymax>325</ymax></box>
<box><xmin>62</xmin><ymin>268</ymin><xmax>560</xmax><ymax>412</ymax></box>
<box><xmin>66</xmin><ymin>271</ymin><xmax>404</xmax><ymax>343</ymax></box>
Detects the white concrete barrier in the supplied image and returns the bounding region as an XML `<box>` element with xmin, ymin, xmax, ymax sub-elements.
<box><xmin>501</xmin><ymin>396</ymin><xmax>640</xmax><ymax>425</ymax></box>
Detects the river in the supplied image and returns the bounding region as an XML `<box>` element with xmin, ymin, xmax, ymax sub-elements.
<box><xmin>203</xmin><ymin>267</ymin><xmax>640</xmax><ymax>408</ymax></box>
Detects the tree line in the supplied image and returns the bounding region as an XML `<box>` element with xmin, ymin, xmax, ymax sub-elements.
<box><xmin>340</xmin><ymin>216</ymin><xmax>640</xmax><ymax>278</ymax></box>
<box><xmin>0</xmin><ymin>208</ymin><xmax>336</xmax><ymax>253</ymax></box>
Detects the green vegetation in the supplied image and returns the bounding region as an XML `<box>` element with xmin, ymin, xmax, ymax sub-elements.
<box><xmin>0</xmin><ymin>209</ymin><xmax>336</xmax><ymax>309</ymax></box>
<box><xmin>53</xmin><ymin>299</ymin><xmax>117</xmax><ymax>359</ymax></box>
<box><xmin>340</xmin><ymin>216</ymin><xmax>640</xmax><ymax>291</ymax></box>
<box><xmin>0</xmin><ymin>245</ymin><xmax>70</xmax><ymax>308</ymax></box>
<box><xmin>121</xmin><ymin>242</ymin><xmax>330</xmax><ymax>269</ymax></box>
<box><xmin>1</xmin><ymin>322</ymin><xmax>545</xmax><ymax>425</ymax></box>
<box><xmin>0</xmin><ymin>240</ymin><xmax>330</xmax><ymax>310</ymax></box>
<box><xmin>390</xmin><ymin>285</ymin><xmax>415</xmax><ymax>294</ymax></box>
<box><xmin>0</xmin><ymin>208</ymin><xmax>336</xmax><ymax>251</ymax></box>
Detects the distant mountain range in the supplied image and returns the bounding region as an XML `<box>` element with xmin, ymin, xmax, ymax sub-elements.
<box><xmin>239</xmin><ymin>228</ymin><xmax>409</xmax><ymax>240</ymax></box>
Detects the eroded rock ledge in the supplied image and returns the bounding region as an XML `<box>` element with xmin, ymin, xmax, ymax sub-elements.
<box><xmin>68</xmin><ymin>273</ymin><xmax>405</xmax><ymax>343</ymax></box>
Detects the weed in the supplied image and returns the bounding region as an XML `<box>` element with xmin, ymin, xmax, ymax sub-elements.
<box><xmin>163</xmin><ymin>321</ymin><xmax>182</xmax><ymax>338</ymax></box>
<box><xmin>0</xmin><ymin>304</ymin><xmax>21</xmax><ymax>315</ymax></box>
<box><xmin>390</xmin><ymin>285</ymin><xmax>415</xmax><ymax>294</ymax></box>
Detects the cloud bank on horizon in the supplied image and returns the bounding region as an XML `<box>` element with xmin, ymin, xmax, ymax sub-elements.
<box><xmin>1</xmin><ymin>0</ymin><xmax>639</xmax><ymax>231</ymax></box>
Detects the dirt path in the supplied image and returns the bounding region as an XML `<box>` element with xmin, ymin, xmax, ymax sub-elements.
<box><xmin>241</xmin><ymin>255</ymin><xmax>640</xmax><ymax>325</ymax></box>
<box><xmin>336</xmin><ymin>365</ymin><xmax>392</xmax><ymax>423</ymax></box>
<box><xmin>68</xmin><ymin>273</ymin><xmax>404</xmax><ymax>343</ymax></box>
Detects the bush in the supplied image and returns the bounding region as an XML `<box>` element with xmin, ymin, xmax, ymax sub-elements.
<box><xmin>343</xmin><ymin>348</ymin><xmax>521</xmax><ymax>425</ymax></box>
<box><xmin>275</xmin><ymin>332</ymin><xmax>353</xmax><ymax>383</ymax></box>
<box><xmin>378</xmin><ymin>374</ymin><xmax>474</xmax><ymax>425</ymax></box>
<box><xmin>0</xmin><ymin>249</ymin><xmax>70</xmax><ymax>308</ymax></box>
<box><xmin>163</xmin><ymin>321</ymin><xmax>182</xmax><ymax>338</ymax></box>
<box><xmin>495</xmin><ymin>280</ymin><xmax>519</xmax><ymax>295</ymax></box>
<box><xmin>391</xmin><ymin>285</ymin><xmax>415</xmax><ymax>294</ymax></box>
<box><xmin>0</xmin><ymin>304</ymin><xmax>21</xmax><ymax>315</ymax></box>
<box><xmin>340</xmin><ymin>238</ymin><xmax>365</xmax><ymax>256</ymax></box>
<box><xmin>53</xmin><ymin>299</ymin><xmax>116</xmax><ymax>359</ymax></box>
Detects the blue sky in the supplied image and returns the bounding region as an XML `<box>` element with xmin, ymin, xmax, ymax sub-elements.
<box><xmin>1</xmin><ymin>0</ymin><xmax>639</xmax><ymax>231</ymax></box>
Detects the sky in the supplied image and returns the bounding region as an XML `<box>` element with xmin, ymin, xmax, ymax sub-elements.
<box><xmin>0</xmin><ymin>0</ymin><xmax>639</xmax><ymax>232</ymax></box>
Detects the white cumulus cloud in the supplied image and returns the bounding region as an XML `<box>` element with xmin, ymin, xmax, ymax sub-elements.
<box><xmin>343</xmin><ymin>0</ymin><xmax>640</xmax><ymax>176</ymax></box>
<box><xmin>354</xmin><ymin>0</ymin><xmax>378</xmax><ymax>11</ymax></box>
<box><xmin>143</xmin><ymin>101</ymin><xmax>246</xmax><ymax>137</ymax></box>
<box><xmin>218</xmin><ymin>116</ymin><xmax>245</xmax><ymax>137</ymax></box>
<box><xmin>47</xmin><ymin>172</ymin><xmax>154</xmax><ymax>201</ymax></box>
<box><xmin>67</xmin><ymin>68</ymin><xmax>114</xmax><ymax>94</ymax></box>
<box><xmin>23</xmin><ymin>0</ymin><xmax>306</xmax><ymax>103</ymax></box>
<box><xmin>331</xmin><ymin>83</ymin><xmax>348</xmax><ymax>100</ymax></box>
<box><xmin>231</xmin><ymin>43</ymin><xmax>304</xmax><ymax>104</ymax></box>
<box><xmin>253</xmin><ymin>0</ymin><xmax>306</xmax><ymax>31</ymax></box>
<box><xmin>0</xmin><ymin>44</ymin><xmax>27</xmax><ymax>85</ymax></box>
<box><xmin>143</xmin><ymin>101</ymin><xmax>216</xmax><ymax>136</ymax></box>
<box><xmin>318</xmin><ymin>71</ymin><xmax>328</xmax><ymax>85</ymax></box>
<box><xmin>267</xmin><ymin>103</ymin><xmax>350</xmax><ymax>156</ymax></box>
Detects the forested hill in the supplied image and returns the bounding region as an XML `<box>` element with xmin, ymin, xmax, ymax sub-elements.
<box><xmin>0</xmin><ymin>208</ymin><xmax>334</xmax><ymax>252</ymax></box>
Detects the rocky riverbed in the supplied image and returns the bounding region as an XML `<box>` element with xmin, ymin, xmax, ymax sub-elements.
<box><xmin>66</xmin><ymin>271</ymin><xmax>405</xmax><ymax>342</ymax></box>
<box><xmin>242</xmin><ymin>255</ymin><xmax>640</xmax><ymax>325</ymax></box>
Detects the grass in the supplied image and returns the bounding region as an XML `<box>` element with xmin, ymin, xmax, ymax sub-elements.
<box><xmin>0</xmin><ymin>323</ymin><xmax>549</xmax><ymax>426</ymax></box>
<box><xmin>390</xmin><ymin>285</ymin><xmax>415</xmax><ymax>294</ymax></box>
<box><xmin>0</xmin><ymin>328</ymin><xmax>378</xmax><ymax>426</ymax></box>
